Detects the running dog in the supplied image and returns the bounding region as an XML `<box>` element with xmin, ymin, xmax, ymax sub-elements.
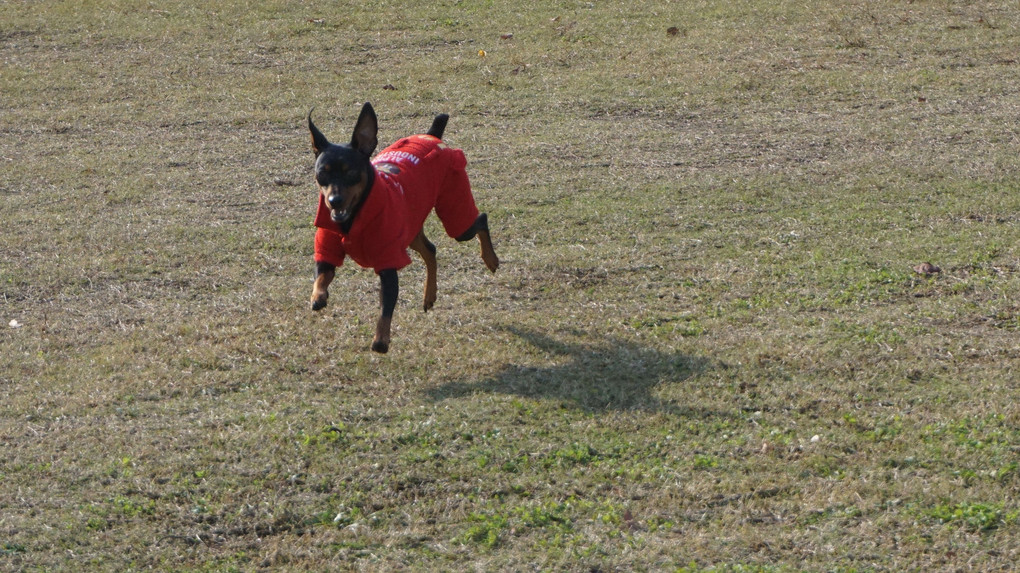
<box><xmin>308</xmin><ymin>103</ymin><xmax>499</xmax><ymax>353</ymax></box>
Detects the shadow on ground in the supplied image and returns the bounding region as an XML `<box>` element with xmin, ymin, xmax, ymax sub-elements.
<box><xmin>427</xmin><ymin>327</ymin><xmax>716</xmax><ymax>415</ymax></box>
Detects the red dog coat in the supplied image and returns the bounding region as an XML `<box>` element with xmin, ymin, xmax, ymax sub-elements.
<box><xmin>314</xmin><ymin>135</ymin><xmax>480</xmax><ymax>273</ymax></box>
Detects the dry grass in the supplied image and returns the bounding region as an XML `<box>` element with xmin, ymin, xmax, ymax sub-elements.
<box><xmin>3</xmin><ymin>0</ymin><xmax>1020</xmax><ymax>571</ymax></box>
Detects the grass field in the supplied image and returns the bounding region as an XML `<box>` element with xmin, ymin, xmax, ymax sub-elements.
<box><xmin>3</xmin><ymin>0</ymin><xmax>1020</xmax><ymax>570</ymax></box>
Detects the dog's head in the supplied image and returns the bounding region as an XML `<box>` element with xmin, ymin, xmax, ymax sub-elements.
<box><xmin>308</xmin><ymin>102</ymin><xmax>379</xmax><ymax>226</ymax></box>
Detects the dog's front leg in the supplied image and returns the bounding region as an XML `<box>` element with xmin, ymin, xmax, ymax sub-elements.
<box><xmin>311</xmin><ymin>262</ymin><xmax>336</xmax><ymax>311</ymax></box>
<box><xmin>372</xmin><ymin>269</ymin><xmax>399</xmax><ymax>353</ymax></box>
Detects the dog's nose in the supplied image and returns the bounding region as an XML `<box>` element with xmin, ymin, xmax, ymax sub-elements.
<box><xmin>327</xmin><ymin>194</ymin><xmax>342</xmax><ymax>210</ymax></box>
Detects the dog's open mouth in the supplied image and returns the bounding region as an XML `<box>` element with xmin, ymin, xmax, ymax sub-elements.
<box><xmin>331</xmin><ymin>209</ymin><xmax>350</xmax><ymax>224</ymax></box>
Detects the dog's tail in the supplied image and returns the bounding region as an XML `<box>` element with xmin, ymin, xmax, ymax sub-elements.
<box><xmin>427</xmin><ymin>114</ymin><xmax>449</xmax><ymax>139</ymax></box>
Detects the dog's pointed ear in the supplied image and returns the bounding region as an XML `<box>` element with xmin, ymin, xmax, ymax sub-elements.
<box><xmin>309</xmin><ymin>109</ymin><xmax>330</xmax><ymax>157</ymax></box>
<box><xmin>351</xmin><ymin>102</ymin><xmax>378</xmax><ymax>157</ymax></box>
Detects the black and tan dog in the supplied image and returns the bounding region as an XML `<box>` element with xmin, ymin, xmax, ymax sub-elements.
<box><xmin>308</xmin><ymin>103</ymin><xmax>498</xmax><ymax>353</ymax></box>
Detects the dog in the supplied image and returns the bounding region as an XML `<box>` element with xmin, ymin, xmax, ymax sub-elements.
<box><xmin>307</xmin><ymin>102</ymin><xmax>499</xmax><ymax>353</ymax></box>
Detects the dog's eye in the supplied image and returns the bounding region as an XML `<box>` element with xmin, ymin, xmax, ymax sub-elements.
<box><xmin>343</xmin><ymin>169</ymin><xmax>361</xmax><ymax>184</ymax></box>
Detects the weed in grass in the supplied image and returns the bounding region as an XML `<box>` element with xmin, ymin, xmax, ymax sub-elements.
<box><xmin>1</xmin><ymin>542</ymin><xmax>27</xmax><ymax>557</ymax></box>
<box><xmin>297</xmin><ymin>424</ymin><xmax>348</xmax><ymax>449</ymax></box>
<box><xmin>863</xmin><ymin>416</ymin><xmax>904</xmax><ymax>443</ymax></box>
<box><xmin>462</xmin><ymin>512</ymin><xmax>509</xmax><ymax>549</ymax></box>
<box><xmin>692</xmin><ymin>454</ymin><xmax>720</xmax><ymax>470</ymax></box>
<box><xmin>516</xmin><ymin>501</ymin><xmax>573</xmax><ymax>533</ymax></box>
<box><xmin>926</xmin><ymin>502</ymin><xmax>1018</xmax><ymax>532</ymax></box>
<box><xmin>631</xmin><ymin>314</ymin><xmax>705</xmax><ymax>338</ymax></box>
<box><xmin>544</xmin><ymin>442</ymin><xmax>601</xmax><ymax>468</ymax></box>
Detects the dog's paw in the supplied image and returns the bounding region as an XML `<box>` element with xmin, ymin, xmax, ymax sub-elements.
<box><xmin>484</xmin><ymin>253</ymin><xmax>500</xmax><ymax>273</ymax></box>
<box><xmin>310</xmin><ymin>293</ymin><xmax>328</xmax><ymax>311</ymax></box>
<box><xmin>371</xmin><ymin>339</ymin><xmax>390</xmax><ymax>354</ymax></box>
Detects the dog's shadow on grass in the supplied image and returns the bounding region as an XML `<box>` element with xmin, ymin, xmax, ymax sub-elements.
<box><xmin>427</xmin><ymin>327</ymin><xmax>716</xmax><ymax>416</ymax></box>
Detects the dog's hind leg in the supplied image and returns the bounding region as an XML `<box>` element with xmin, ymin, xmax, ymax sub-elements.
<box><xmin>476</xmin><ymin>220</ymin><xmax>499</xmax><ymax>273</ymax></box>
<box><xmin>456</xmin><ymin>213</ymin><xmax>499</xmax><ymax>273</ymax></box>
<box><xmin>409</xmin><ymin>230</ymin><xmax>438</xmax><ymax>311</ymax></box>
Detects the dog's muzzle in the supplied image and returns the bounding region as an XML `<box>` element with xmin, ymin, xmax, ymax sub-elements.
<box><xmin>327</xmin><ymin>194</ymin><xmax>350</xmax><ymax>223</ymax></box>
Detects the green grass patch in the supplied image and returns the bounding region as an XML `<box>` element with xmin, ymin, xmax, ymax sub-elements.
<box><xmin>926</xmin><ymin>502</ymin><xmax>1019</xmax><ymax>532</ymax></box>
